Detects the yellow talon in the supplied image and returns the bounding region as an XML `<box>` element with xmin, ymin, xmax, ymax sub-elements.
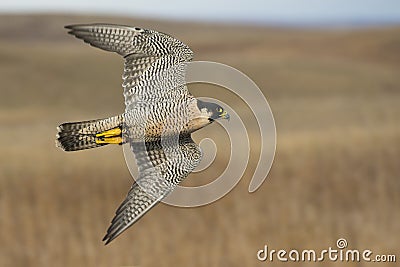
<box><xmin>96</xmin><ymin>136</ymin><xmax>123</xmax><ymax>145</ymax></box>
<box><xmin>96</xmin><ymin>127</ymin><xmax>122</xmax><ymax>138</ymax></box>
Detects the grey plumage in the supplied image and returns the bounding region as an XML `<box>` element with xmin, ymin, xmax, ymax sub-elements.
<box><xmin>103</xmin><ymin>135</ymin><xmax>201</xmax><ymax>244</ymax></box>
<box><xmin>57</xmin><ymin>24</ymin><xmax>228</xmax><ymax>244</ymax></box>
<box><xmin>65</xmin><ymin>24</ymin><xmax>193</xmax><ymax>109</ymax></box>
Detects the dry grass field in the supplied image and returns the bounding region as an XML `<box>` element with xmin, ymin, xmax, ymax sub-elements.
<box><xmin>0</xmin><ymin>14</ymin><xmax>399</xmax><ymax>266</ymax></box>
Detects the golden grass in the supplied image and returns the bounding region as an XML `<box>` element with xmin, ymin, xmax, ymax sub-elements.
<box><xmin>0</xmin><ymin>14</ymin><xmax>399</xmax><ymax>266</ymax></box>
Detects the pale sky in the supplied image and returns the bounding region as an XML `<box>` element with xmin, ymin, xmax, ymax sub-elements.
<box><xmin>1</xmin><ymin>0</ymin><xmax>400</xmax><ymax>25</ymax></box>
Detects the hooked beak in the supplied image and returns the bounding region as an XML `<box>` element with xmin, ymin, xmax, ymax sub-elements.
<box><xmin>219</xmin><ymin>110</ymin><xmax>230</xmax><ymax>121</ymax></box>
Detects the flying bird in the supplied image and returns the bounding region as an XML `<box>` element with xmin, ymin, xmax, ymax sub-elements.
<box><xmin>56</xmin><ymin>24</ymin><xmax>230</xmax><ymax>244</ymax></box>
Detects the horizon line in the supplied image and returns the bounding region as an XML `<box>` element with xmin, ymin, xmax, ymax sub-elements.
<box><xmin>1</xmin><ymin>11</ymin><xmax>400</xmax><ymax>29</ymax></box>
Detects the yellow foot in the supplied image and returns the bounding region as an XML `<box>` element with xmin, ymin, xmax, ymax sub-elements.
<box><xmin>96</xmin><ymin>136</ymin><xmax>123</xmax><ymax>145</ymax></box>
<box><xmin>96</xmin><ymin>127</ymin><xmax>122</xmax><ymax>138</ymax></box>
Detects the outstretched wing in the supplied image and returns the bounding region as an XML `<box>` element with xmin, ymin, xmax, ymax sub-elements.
<box><xmin>65</xmin><ymin>24</ymin><xmax>194</xmax><ymax>108</ymax></box>
<box><xmin>102</xmin><ymin>134</ymin><xmax>201</xmax><ymax>244</ymax></box>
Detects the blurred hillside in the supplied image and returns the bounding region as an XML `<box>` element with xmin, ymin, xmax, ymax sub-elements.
<box><xmin>0</xmin><ymin>14</ymin><xmax>399</xmax><ymax>266</ymax></box>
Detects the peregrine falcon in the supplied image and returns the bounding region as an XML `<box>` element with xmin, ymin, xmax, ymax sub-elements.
<box><xmin>56</xmin><ymin>24</ymin><xmax>230</xmax><ymax>244</ymax></box>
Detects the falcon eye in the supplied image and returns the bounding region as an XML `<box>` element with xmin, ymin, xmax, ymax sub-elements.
<box><xmin>217</xmin><ymin>107</ymin><xmax>223</xmax><ymax>113</ymax></box>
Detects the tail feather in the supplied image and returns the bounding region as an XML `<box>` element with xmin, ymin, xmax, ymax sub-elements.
<box><xmin>56</xmin><ymin>115</ymin><xmax>124</xmax><ymax>152</ymax></box>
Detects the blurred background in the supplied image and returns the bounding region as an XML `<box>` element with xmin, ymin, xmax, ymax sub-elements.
<box><xmin>1</xmin><ymin>0</ymin><xmax>399</xmax><ymax>266</ymax></box>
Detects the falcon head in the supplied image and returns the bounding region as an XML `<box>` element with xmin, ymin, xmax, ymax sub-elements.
<box><xmin>197</xmin><ymin>100</ymin><xmax>230</xmax><ymax>122</ymax></box>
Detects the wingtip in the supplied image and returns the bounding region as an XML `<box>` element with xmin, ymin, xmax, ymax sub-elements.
<box><xmin>64</xmin><ymin>24</ymin><xmax>87</xmax><ymax>32</ymax></box>
<box><xmin>64</xmin><ymin>25</ymin><xmax>76</xmax><ymax>36</ymax></box>
<box><xmin>102</xmin><ymin>234</ymin><xmax>115</xmax><ymax>245</ymax></box>
<box><xmin>65</xmin><ymin>25</ymin><xmax>79</xmax><ymax>36</ymax></box>
<box><xmin>102</xmin><ymin>224</ymin><xmax>126</xmax><ymax>245</ymax></box>
<box><xmin>102</xmin><ymin>233</ymin><xmax>108</xmax><ymax>242</ymax></box>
